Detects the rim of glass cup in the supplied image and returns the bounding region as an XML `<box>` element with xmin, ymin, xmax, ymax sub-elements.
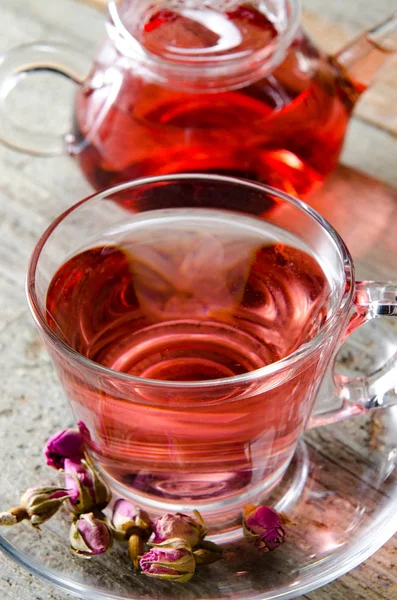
<box><xmin>26</xmin><ymin>174</ymin><xmax>354</xmax><ymax>390</ymax></box>
<box><xmin>107</xmin><ymin>0</ymin><xmax>301</xmax><ymax>69</ymax></box>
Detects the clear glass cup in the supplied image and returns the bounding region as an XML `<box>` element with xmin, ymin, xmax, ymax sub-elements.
<box><xmin>26</xmin><ymin>174</ymin><xmax>397</xmax><ymax>535</ymax></box>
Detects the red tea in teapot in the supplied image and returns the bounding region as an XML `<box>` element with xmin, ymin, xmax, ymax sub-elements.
<box><xmin>1</xmin><ymin>1</ymin><xmax>394</xmax><ymax>186</ymax></box>
<box><xmin>72</xmin><ymin>3</ymin><xmax>362</xmax><ymax>196</ymax></box>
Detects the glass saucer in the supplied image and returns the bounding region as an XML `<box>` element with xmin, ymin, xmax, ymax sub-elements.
<box><xmin>1</xmin><ymin>314</ymin><xmax>397</xmax><ymax>600</ymax></box>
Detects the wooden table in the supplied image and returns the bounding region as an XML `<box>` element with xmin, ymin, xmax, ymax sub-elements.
<box><xmin>0</xmin><ymin>0</ymin><xmax>396</xmax><ymax>598</ymax></box>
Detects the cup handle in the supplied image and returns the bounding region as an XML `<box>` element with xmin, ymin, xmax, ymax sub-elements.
<box><xmin>308</xmin><ymin>281</ymin><xmax>397</xmax><ymax>429</ymax></box>
<box><xmin>0</xmin><ymin>42</ymin><xmax>89</xmax><ymax>156</ymax></box>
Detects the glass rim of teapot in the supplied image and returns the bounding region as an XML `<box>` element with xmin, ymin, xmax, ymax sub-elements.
<box><xmin>26</xmin><ymin>173</ymin><xmax>354</xmax><ymax>391</ymax></box>
<box><xmin>106</xmin><ymin>0</ymin><xmax>301</xmax><ymax>90</ymax></box>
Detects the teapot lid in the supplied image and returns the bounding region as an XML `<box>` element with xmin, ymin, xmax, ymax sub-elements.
<box><xmin>108</xmin><ymin>0</ymin><xmax>300</xmax><ymax>89</ymax></box>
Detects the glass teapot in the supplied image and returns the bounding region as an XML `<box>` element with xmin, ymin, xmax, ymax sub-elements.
<box><xmin>0</xmin><ymin>0</ymin><xmax>395</xmax><ymax>197</ymax></box>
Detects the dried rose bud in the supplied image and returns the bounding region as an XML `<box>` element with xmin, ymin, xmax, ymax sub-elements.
<box><xmin>243</xmin><ymin>505</ymin><xmax>286</xmax><ymax>552</ymax></box>
<box><xmin>77</xmin><ymin>421</ymin><xmax>91</xmax><ymax>440</ymax></box>
<box><xmin>111</xmin><ymin>499</ymin><xmax>152</xmax><ymax>542</ymax></box>
<box><xmin>151</xmin><ymin>510</ymin><xmax>207</xmax><ymax>547</ymax></box>
<box><xmin>20</xmin><ymin>486</ymin><xmax>71</xmax><ymax>527</ymax></box>
<box><xmin>140</xmin><ymin>538</ymin><xmax>195</xmax><ymax>583</ymax></box>
<box><xmin>64</xmin><ymin>455</ymin><xmax>111</xmax><ymax>514</ymax></box>
<box><xmin>44</xmin><ymin>428</ymin><xmax>85</xmax><ymax>470</ymax></box>
<box><xmin>193</xmin><ymin>539</ymin><xmax>224</xmax><ymax>565</ymax></box>
<box><xmin>70</xmin><ymin>513</ymin><xmax>112</xmax><ymax>557</ymax></box>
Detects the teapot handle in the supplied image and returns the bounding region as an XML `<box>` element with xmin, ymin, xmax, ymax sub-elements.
<box><xmin>307</xmin><ymin>281</ymin><xmax>397</xmax><ymax>429</ymax></box>
<box><xmin>0</xmin><ymin>42</ymin><xmax>89</xmax><ymax>156</ymax></box>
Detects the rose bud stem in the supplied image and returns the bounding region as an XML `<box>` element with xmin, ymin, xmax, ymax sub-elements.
<box><xmin>128</xmin><ymin>533</ymin><xmax>144</xmax><ymax>569</ymax></box>
<box><xmin>0</xmin><ymin>507</ymin><xmax>30</xmax><ymax>526</ymax></box>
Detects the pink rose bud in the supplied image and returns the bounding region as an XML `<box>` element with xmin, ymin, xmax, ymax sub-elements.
<box><xmin>64</xmin><ymin>456</ymin><xmax>111</xmax><ymax>514</ymax></box>
<box><xmin>77</xmin><ymin>421</ymin><xmax>91</xmax><ymax>440</ymax></box>
<box><xmin>20</xmin><ymin>486</ymin><xmax>71</xmax><ymax>527</ymax></box>
<box><xmin>44</xmin><ymin>428</ymin><xmax>85</xmax><ymax>470</ymax></box>
<box><xmin>111</xmin><ymin>499</ymin><xmax>152</xmax><ymax>542</ymax></box>
<box><xmin>243</xmin><ymin>505</ymin><xmax>286</xmax><ymax>552</ymax></box>
<box><xmin>70</xmin><ymin>513</ymin><xmax>112</xmax><ymax>557</ymax></box>
<box><xmin>151</xmin><ymin>510</ymin><xmax>207</xmax><ymax>547</ymax></box>
<box><xmin>140</xmin><ymin>538</ymin><xmax>195</xmax><ymax>583</ymax></box>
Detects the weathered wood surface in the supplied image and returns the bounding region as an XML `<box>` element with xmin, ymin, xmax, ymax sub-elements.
<box><xmin>0</xmin><ymin>0</ymin><xmax>396</xmax><ymax>599</ymax></box>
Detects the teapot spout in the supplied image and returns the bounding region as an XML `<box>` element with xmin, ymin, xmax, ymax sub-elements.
<box><xmin>335</xmin><ymin>12</ymin><xmax>397</xmax><ymax>94</ymax></box>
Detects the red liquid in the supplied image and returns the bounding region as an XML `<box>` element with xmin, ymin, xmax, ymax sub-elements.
<box><xmin>47</xmin><ymin>224</ymin><xmax>330</xmax><ymax>378</ymax></box>
<box><xmin>72</xmin><ymin>5</ymin><xmax>361</xmax><ymax>196</ymax></box>
<box><xmin>46</xmin><ymin>211</ymin><xmax>334</xmax><ymax>504</ymax></box>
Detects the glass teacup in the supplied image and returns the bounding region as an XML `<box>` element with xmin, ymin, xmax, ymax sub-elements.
<box><xmin>27</xmin><ymin>174</ymin><xmax>397</xmax><ymax>534</ymax></box>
